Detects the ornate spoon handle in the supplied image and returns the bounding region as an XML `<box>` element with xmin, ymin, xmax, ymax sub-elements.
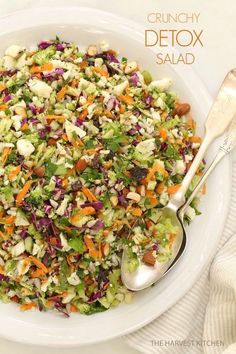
<box><xmin>179</xmin><ymin>116</ymin><xmax>236</xmax><ymax>218</ymax></box>
<box><xmin>169</xmin><ymin>69</ymin><xmax>236</xmax><ymax>211</ymax></box>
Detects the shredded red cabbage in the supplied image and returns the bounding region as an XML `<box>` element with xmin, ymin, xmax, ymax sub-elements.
<box><xmin>38</xmin><ymin>41</ymin><xmax>53</xmax><ymax>49</ymax></box>
<box><xmin>130</xmin><ymin>72</ymin><xmax>139</xmax><ymax>87</ymax></box>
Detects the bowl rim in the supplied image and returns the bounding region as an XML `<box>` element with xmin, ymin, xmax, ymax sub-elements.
<box><xmin>0</xmin><ymin>6</ymin><xmax>231</xmax><ymax>347</ymax></box>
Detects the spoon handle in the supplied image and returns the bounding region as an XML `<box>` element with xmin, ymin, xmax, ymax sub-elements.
<box><xmin>169</xmin><ymin>69</ymin><xmax>236</xmax><ymax>210</ymax></box>
<box><xmin>179</xmin><ymin>117</ymin><xmax>236</xmax><ymax>219</ymax></box>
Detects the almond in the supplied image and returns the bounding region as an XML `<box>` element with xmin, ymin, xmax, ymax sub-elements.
<box><xmin>124</xmin><ymin>61</ymin><xmax>138</xmax><ymax>74</ymax></box>
<box><xmin>174</xmin><ymin>103</ymin><xmax>191</xmax><ymax>117</ymax></box>
<box><xmin>33</xmin><ymin>166</ymin><xmax>45</xmax><ymax>177</ymax></box>
<box><xmin>75</xmin><ymin>158</ymin><xmax>88</xmax><ymax>173</ymax></box>
<box><xmin>15</xmin><ymin>106</ymin><xmax>27</xmax><ymax>117</ymax></box>
<box><xmin>110</xmin><ymin>195</ymin><xmax>118</xmax><ymax>207</ymax></box>
<box><xmin>127</xmin><ymin>192</ymin><xmax>141</xmax><ymax>203</ymax></box>
<box><xmin>87</xmin><ymin>45</ymin><xmax>98</xmax><ymax>56</ymax></box>
<box><xmin>102</xmin><ymin>243</ymin><xmax>110</xmax><ymax>257</ymax></box>
<box><xmin>48</xmin><ymin>138</ymin><xmax>57</xmax><ymax>146</ymax></box>
<box><xmin>143</xmin><ymin>250</ymin><xmax>156</xmax><ymax>266</ymax></box>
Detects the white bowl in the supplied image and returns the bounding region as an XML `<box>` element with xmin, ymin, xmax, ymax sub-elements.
<box><xmin>0</xmin><ymin>7</ymin><xmax>231</xmax><ymax>347</ymax></box>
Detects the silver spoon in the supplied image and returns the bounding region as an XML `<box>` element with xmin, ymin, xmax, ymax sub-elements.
<box><xmin>121</xmin><ymin>69</ymin><xmax>236</xmax><ymax>291</ymax></box>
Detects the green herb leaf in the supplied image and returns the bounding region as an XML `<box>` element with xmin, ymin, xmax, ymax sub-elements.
<box><xmin>81</xmin><ymin>167</ymin><xmax>101</xmax><ymax>182</ymax></box>
<box><xmin>68</xmin><ymin>237</ymin><xmax>84</xmax><ymax>253</ymax></box>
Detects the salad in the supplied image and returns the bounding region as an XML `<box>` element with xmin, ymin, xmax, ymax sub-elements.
<box><xmin>0</xmin><ymin>38</ymin><xmax>204</xmax><ymax>316</ymax></box>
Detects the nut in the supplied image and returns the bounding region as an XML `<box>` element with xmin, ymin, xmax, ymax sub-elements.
<box><xmin>174</xmin><ymin>103</ymin><xmax>191</xmax><ymax>117</ymax></box>
<box><xmin>110</xmin><ymin>195</ymin><xmax>118</xmax><ymax>207</ymax></box>
<box><xmin>15</xmin><ymin>106</ymin><xmax>27</xmax><ymax>117</ymax></box>
<box><xmin>47</xmin><ymin>138</ymin><xmax>57</xmax><ymax>146</ymax></box>
<box><xmin>87</xmin><ymin>45</ymin><xmax>98</xmax><ymax>56</ymax></box>
<box><xmin>143</xmin><ymin>250</ymin><xmax>156</xmax><ymax>266</ymax></box>
<box><xmin>126</xmin><ymin>192</ymin><xmax>141</xmax><ymax>203</ymax></box>
<box><xmin>102</xmin><ymin>243</ymin><xmax>110</xmax><ymax>257</ymax></box>
<box><xmin>139</xmin><ymin>185</ymin><xmax>146</xmax><ymax>197</ymax></box>
<box><xmin>75</xmin><ymin>158</ymin><xmax>88</xmax><ymax>173</ymax></box>
<box><xmin>33</xmin><ymin>166</ymin><xmax>45</xmax><ymax>177</ymax></box>
<box><xmin>124</xmin><ymin>61</ymin><xmax>138</xmax><ymax>74</ymax></box>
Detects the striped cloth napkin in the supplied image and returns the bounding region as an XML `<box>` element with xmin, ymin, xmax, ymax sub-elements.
<box><xmin>125</xmin><ymin>163</ymin><xmax>236</xmax><ymax>354</ymax></box>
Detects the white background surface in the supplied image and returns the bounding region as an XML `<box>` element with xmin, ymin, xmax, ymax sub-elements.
<box><xmin>0</xmin><ymin>0</ymin><xmax>235</xmax><ymax>353</ymax></box>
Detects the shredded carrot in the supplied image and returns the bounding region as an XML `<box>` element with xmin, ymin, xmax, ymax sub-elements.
<box><xmin>1</xmin><ymin>147</ymin><xmax>12</xmax><ymax>166</ymax></box>
<box><xmin>147</xmin><ymin>163</ymin><xmax>166</xmax><ymax>181</ymax></box>
<box><xmin>0</xmin><ymin>265</ymin><xmax>4</xmax><ymax>274</ymax></box>
<box><xmin>20</xmin><ymin>302</ymin><xmax>37</xmax><ymax>311</ymax></box>
<box><xmin>41</xmin><ymin>63</ymin><xmax>53</xmax><ymax>71</ymax></box>
<box><xmin>61</xmin><ymin>133</ymin><xmax>68</xmax><ymax>141</ymax></box>
<box><xmin>31</xmin><ymin>268</ymin><xmax>46</xmax><ymax>278</ymax></box>
<box><xmin>70</xmin><ymin>304</ymin><xmax>78</xmax><ymax>313</ymax></box>
<box><xmin>57</xmin><ymin>86</ymin><xmax>67</xmax><ymax>101</ymax></box>
<box><xmin>79</xmin><ymin>61</ymin><xmax>89</xmax><ymax>69</ymax></box>
<box><xmin>119</xmin><ymin>104</ymin><xmax>126</xmax><ymax>113</ymax></box>
<box><xmin>44</xmin><ymin>114</ymin><xmax>65</xmax><ymax>121</ymax></box>
<box><xmin>21</xmin><ymin>123</ymin><xmax>29</xmax><ymax>131</ymax></box>
<box><xmin>84</xmin><ymin>235</ymin><xmax>99</xmax><ymax>258</ymax></box>
<box><xmin>1</xmin><ymin>215</ymin><xmax>15</xmax><ymax>225</ymax></box>
<box><xmin>28</xmin><ymin>256</ymin><xmax>49</xmax><ymax>273</ymax></box>
<box><xmin>84</xmin><ymin>235</ymin><xmax>95</xmax><ymax>250</ymax></box>
<box><xmin>156</xmin><ymin>181</ymin><xmax>165</xmax><ymax>194</ymax></box>
<box><xmin>81</xmin><ymin>206</ymin><xmax>96</xmax><ymax>216</ymax></box>
<box><xmin>70</xmin><ymin>213</ymin><xmax>80</xmax><ymax>224</ymax></box>
<box><xmin>103</xmin><ymin>161</ymin><xmax>112</xmax><ymax>169</ymax></box>
<box><xmin>92</xmin><ymin>67</ymin><xmax>109</xmax><ymax>77</ymax></box>
<box><xmin>84</xmin><ymin>148</ymin><xmax>98</xmax><ymax>155</ymax></box>
<box><xmin>103</xmin><ymin>110</ymin><xmax>113</xmax><ymax>118</ymax></box>
<box><xmin>89</xmin><ymin>248</ymin><xmax>99</xmax><ymax>258</ymax></box>
<box><xmin>130</xmin><ymin>207</ymin><xmax>142</xmax><ymax>217</ymax></box>
<box><xmin>146</xmin><ymin>190</ymin><xmax>158</xmax><ymax>206</ymax></box>
<box><xmin>30</xmin><ymin>65</ymin><xmax>41</xmax><ymax>74</ymax></box>
<box><xmin>160</xmin><ymin>128</ymin><xmax>168</xmax><ymax>141</ymax></box>
<box><xmin>87</xmin><ymin>95</ymin><xmax>95</xmax><ymax>104</ymax></box>
<box><xmin>161</xmin><ymin>111</ymin><xmax>168</xmax><ymax>120</ymax></box>
<box><xmin>118</xmin><ymin>95</ymin><xmax>134</xmax><ymax>105</ymax></box>
<box><xmin>79</xmin><ymin>108</ymin><xmax>88</xmax><ymax>121</ymax></box>
<box><xmin>16</xmin><ymin>180</ymin><xmax>33</xmax><ymax>207</ymax></box>
<box><xmin>0</xmin><ymin>83</ymin><xmax>6</xmax><ymax>92</ymax></box>
<box><xmin>31</xmin><ymin>63</ymin><xmax>53</xmax><ymax>73</ymax></box>
<box><xmin>190</xmin><ymin>136</ymin><xmax>202</xmax><ymax>143</ymax></box>
<box><xmin>62</xmin><ymin>178</ymin><xmax>68</xmax><ymax>189</ymax></box>
<box><xmin>65</xmin><ymin>167</ymin><xmax>76</xmax><ymax>177</ymax></box>
<box><xmin>167</xmin><ymin>184</ymin><xmax>182</xmax><ymax>195</ymax></box>
<box><xmin>81</xmin><ymin>187</ymin><xmax>98</xmax><ymax>202</ymax></box>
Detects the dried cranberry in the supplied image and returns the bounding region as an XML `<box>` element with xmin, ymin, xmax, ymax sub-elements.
<box><xmin>130</xmin><ymin>166</ymin><xmax>148</xmax><ymax>181</ymax></box>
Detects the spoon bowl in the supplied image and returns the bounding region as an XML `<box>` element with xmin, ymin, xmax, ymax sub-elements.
<box><xmin>121</xmin><ymin>206</ymin><xmax>185</xmax><ymax>291</ymax></box>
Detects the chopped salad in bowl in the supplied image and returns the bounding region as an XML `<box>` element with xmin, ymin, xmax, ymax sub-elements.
<box><xmin>0</xmin><ymin>38</ymin><xmax>204</xmax><ymax>316</ymax></box>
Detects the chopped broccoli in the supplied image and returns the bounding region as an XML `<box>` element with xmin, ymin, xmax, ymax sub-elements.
<box><xmin>33</xmin><ymin>45</ymin><xmax>56</xmax><ymax>65</ymax></box>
